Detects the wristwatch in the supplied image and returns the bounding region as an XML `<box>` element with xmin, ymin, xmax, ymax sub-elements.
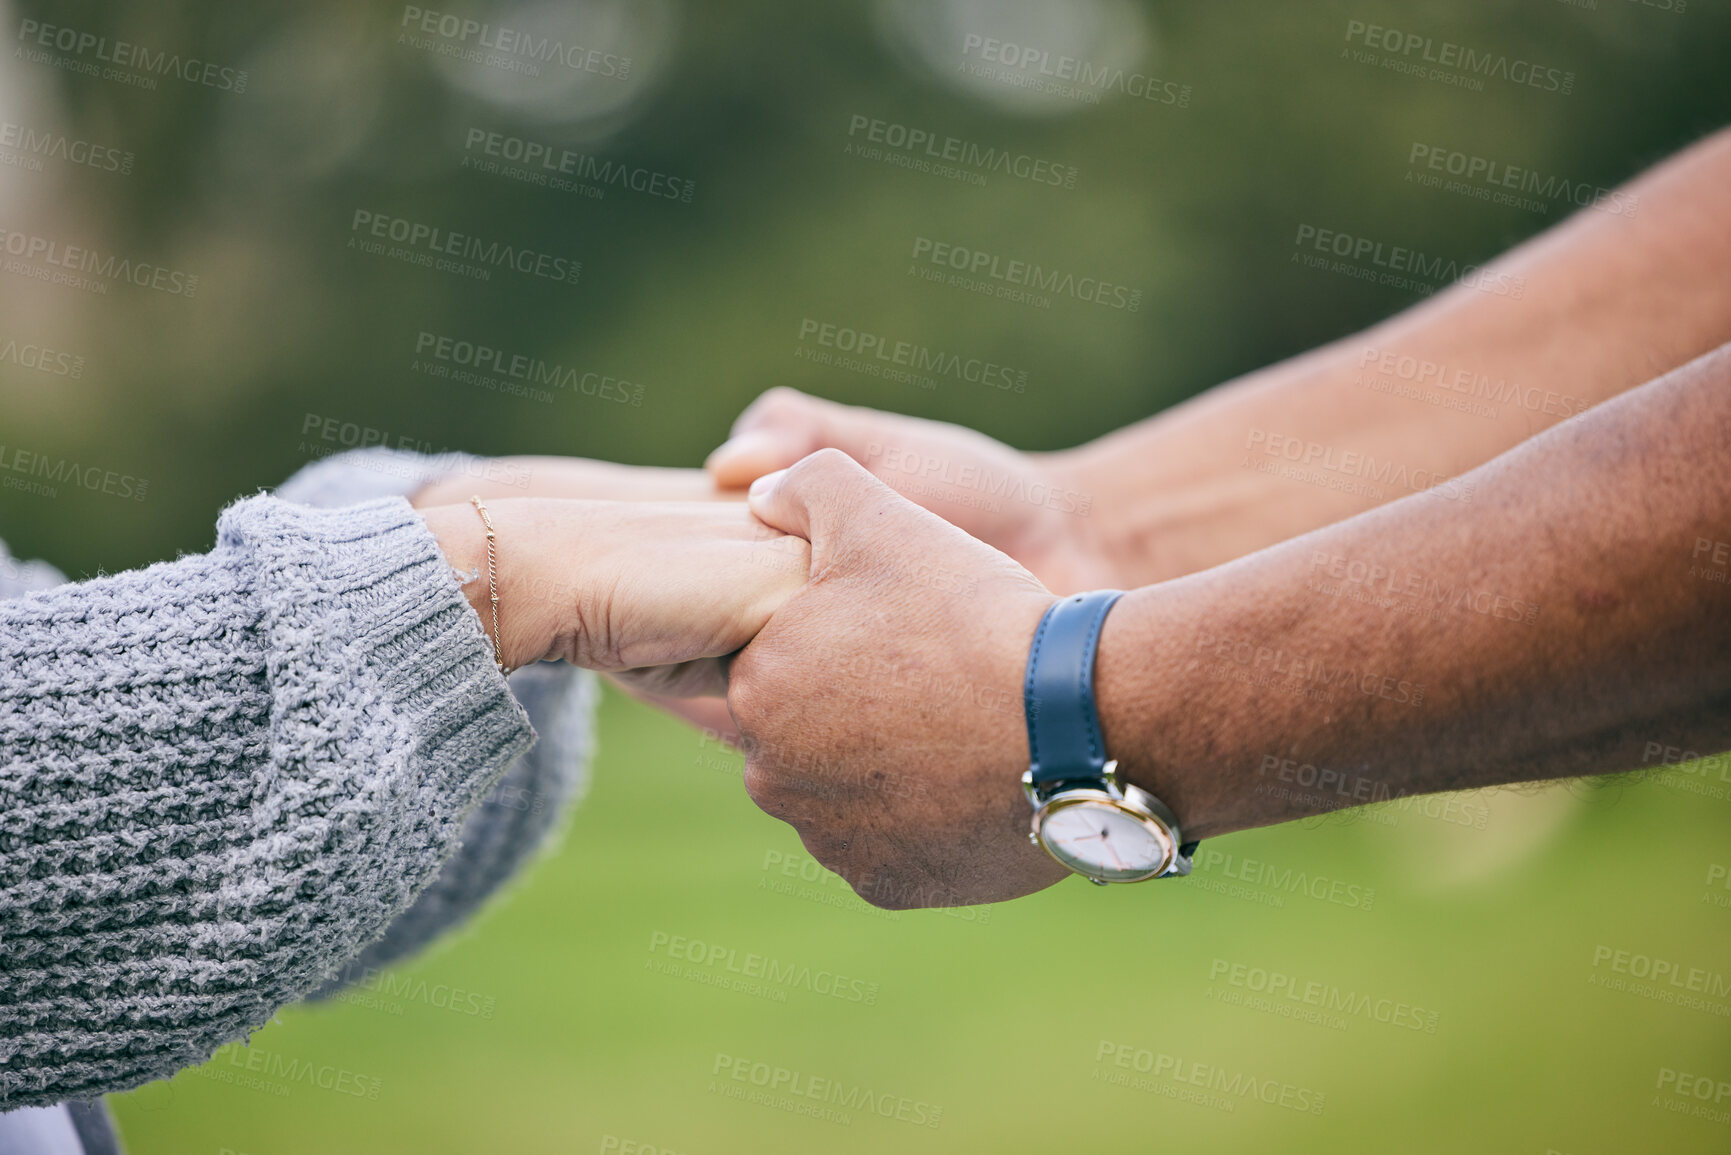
<box><xmin>1022</xmin><ymin>590</ymin><xmax>1197</xmax><ymax>885</ymax></box>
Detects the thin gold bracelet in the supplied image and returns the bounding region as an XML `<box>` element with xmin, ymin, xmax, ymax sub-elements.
<box><xmin>469</xmin><ymin>495</ymin><xmax>507</xmax><ymax>674</ymax></box>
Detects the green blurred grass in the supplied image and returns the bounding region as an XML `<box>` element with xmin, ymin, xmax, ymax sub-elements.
<box><xmin>111</xmin><ymin>687</ymin><xmax>1731</xmax><ymax>1154</ymax></box>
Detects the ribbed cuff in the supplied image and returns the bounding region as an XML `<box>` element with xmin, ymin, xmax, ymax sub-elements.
<box><xmin>306</xmin><ymin>663</ymin><xmax>597</xmax><ymax>995</ymax></box>
<box><xmin>215</xmin><ymin>494</ymin><xmax>534</xmax><ymax>820</ymax></box>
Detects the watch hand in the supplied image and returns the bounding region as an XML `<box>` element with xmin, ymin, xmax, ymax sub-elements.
<box><xmin>1098</xmin><ymin>832</ymin><xmax>1130</xmax><ymax>870</ymax></box>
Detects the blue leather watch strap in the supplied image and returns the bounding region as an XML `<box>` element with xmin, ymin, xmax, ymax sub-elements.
<box><xmin>1024</xmin><ymin>590</ymin><xmax>1125</xmax><ymax>786</ymax></box>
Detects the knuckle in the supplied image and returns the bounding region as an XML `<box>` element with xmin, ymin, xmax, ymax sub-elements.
<box><xmin>740</xmin><ymin>748</ymin><xmax>796</xmax><ymax>817</ymax></box>
<box><xmin>796</xmin><ymin>828</ymin><xmax>853</xmax><ymax>876</ymax></box>
<box><xmin>794</xmin><ymin>446</ymin><xmax>859</xmax><ymax>483</ymax></box>
<box><xmin>736</xmin><ymin>728</ymin><xmax>795</xmax><ymax>811</ymax></box>
<box><xmin>761</xmin><ymin>385</ymin><xmax>808</xmax><ymax>408</ymax></box>
<box><xmin>740</xmin><ymin>758</ymin><xmax>775</xmax><ymax>807</ymax></box>
<box><xmin>805</xmin><ymin>446</ymin><xmax>853</xmax><ymax>469</ymax></box>
<box><xmin>726</xmin><ymin>671</ymin><xmax>762</xmax><ymax>730</ymax></box>
<box><xmin>850</xmin><ymin>870</ymin><xmax>919</xmax><ymax>911</ymax></box>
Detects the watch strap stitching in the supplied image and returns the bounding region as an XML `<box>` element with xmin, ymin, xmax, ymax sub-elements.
<box><xmin>1022</xmin><ymin>601</ymin><xmax>1056</xmax><ymax>774</ymax></box>
<box><xmin>1075</xmin><ymin>592</ymin><xmax>1118</xmax><ymax>765</ymax></box>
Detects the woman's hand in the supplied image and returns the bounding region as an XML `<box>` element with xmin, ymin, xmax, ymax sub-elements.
<box><xmin>421</xmin><ymin>499</ymin><xmax>809</xmax><ymax>696</ymax></box>
<box><xmin>705</xmin><ymin>388</ymin><xmax>1116</xmax><ymax>593</ymax></box>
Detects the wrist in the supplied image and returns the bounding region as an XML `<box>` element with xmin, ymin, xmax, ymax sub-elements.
<box><xmin>413</xmin><ymin>465</ymin><xmax>505</xmax><ymax>510</ymax></box>
<box><xmin>1089</xmin><ymin>584</ymin><xmax>1235</xmax><ymax>841</ymax></box>
<box><xmin>421</xmin><ymin>499</ymin><xmax>555</xmax><ymax>671</ymax></box>
<box><xmin>1036</xmin><ymin>444</ymin><xmax>1169</xmax><ymax>587</ymax></box>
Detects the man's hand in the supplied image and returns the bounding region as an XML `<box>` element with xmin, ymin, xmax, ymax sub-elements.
<box><xmin>729</xmin><ymin>450</ymin><xmax>1065</xmax><ymax>909</ymax></box>
<box><xmin>708</xmin><ymin>388</ymin><xmax>1115</xmax><ymax>594</ymax></box>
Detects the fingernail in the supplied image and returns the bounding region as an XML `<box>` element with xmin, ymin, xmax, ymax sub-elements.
<box><xmin>748</xmin><ymin>469</ymin><xmax>787</xmax><ymax>500</ymax></box>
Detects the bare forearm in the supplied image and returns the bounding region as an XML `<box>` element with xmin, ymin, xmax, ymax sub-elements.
<box><xmin>1060</xmin><ymin>127</ymin><xmax>1731</xmax><ymax>584</ymax></box>
<box><xmin>1097</xmin><ymin>343</ymin><xmax>1731</xmax><ymax>840</ymax></box>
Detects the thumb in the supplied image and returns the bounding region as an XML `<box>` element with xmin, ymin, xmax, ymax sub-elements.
<box><xmin>746</xmin><ymin>448</ymin><xmax>896</xmax><ymax>567</ymax></box>
<box><xmin>706</xmin><ymin>388</ymin><xmax>881</xmax><ymax>489</ymax></box>
<box><xmin>704</xmin><ymin>427</ymin><xmax>811</xmax><ymax>490</ymax></box>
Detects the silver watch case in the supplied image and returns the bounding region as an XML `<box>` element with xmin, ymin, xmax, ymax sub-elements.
<box><xmin>1022</xmin><ymin>762</ymin><xmax>1192</xmax><ymax>885</ymax></box>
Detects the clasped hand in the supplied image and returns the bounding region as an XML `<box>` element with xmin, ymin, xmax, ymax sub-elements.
<box><xmin>418</xmin><ymin>397</ymin><xmax>1092</xmax><ymax>909</ymax></box>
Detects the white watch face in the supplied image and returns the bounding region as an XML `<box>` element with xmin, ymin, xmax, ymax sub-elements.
<box><xmin>1038</xmin><ymin>798</ymin><xmax>1174</xmax><ymax>882</ymax></box>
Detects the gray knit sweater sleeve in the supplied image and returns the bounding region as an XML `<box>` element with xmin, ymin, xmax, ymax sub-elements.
<box><xmin>275</xmin><ymin>448</ymin><xmax>595</xmax><ymax>991</ymax></box>
<box><xmin>0</xmin><ymin>495</ymin><xmax>534</xmax><ymax>1109</ymax></box>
